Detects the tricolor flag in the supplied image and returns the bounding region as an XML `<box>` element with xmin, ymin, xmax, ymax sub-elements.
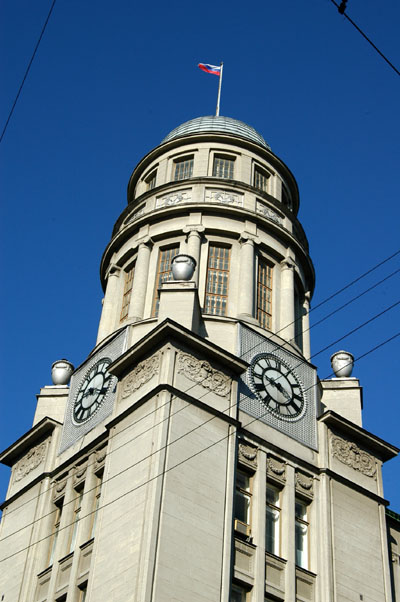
<box><xmin>198</xmin><ymin>63</ymin><xmax>221</xmax><ymax>76</ymax></box>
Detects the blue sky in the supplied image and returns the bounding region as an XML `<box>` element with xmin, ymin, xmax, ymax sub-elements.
<box><xmin>1</xmin><ymin>0</ymin><xmax>399</xmax><ymax>510</ymax></box>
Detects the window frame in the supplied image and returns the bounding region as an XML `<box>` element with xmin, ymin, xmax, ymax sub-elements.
<box><xmin>295</xmin><ymin>498</ymin><xmax>309</xmax><ymax>569</ymax></box>
<box><xmin>256</xmin><ymin>256</ymin><xmax>273</xmax><ymax>330</ymax></box>
<box><xmin>265</xmin><ymin>483</ymin><xmax>281</xmax><ymax>556</ymax></box>
<box><xmin>234</xmin><ymin>469</ymin><xmax>252</xmax><ymax>535</ymax></box>
<box><xmin>204</xmin><ymin>243</ymin><xmax>231</xmax><ymax>317</ymax></box>
<box><xmin>48</xmin><ymin>496</ymin><xmax>64</xmax><ymax>566</ymax></box>
<box><xmin>69</xmin><ymin>484</ymin><xmax>84</xmax><ymax>553</ymax></box>
<box><xmin>173</xmin><ymin>155</ymin><xmax>194</xmax><ymax>181</ymax></box>
<box><xmin>152</xmin><ymin>245</ymin><xmax>180</xmax><ymax>317</ymax></box>
<box><xmin>253</xmin><ymin>164</ymin><xmax>271</xmax><ymax>193</ymax></box>
<box><xmin>145</xmin><ymin>169</ymin><xmax>157</xmax><ymax>190</ymax></box>
<box><xmin>120</xmin><ymin>263</ymin><xmax>135</xmax><ymax>322</ymax></box>
<box><xmin>212</xmin><ymin>154</ymin><xmax>235</xmax><ymax>179</ymax></box>
<box><xmin>90</xmin><ymin>470</ymin><xmax>103</xmax><ymax>539</ymax></box>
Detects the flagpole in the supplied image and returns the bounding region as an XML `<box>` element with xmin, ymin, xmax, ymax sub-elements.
<box><xmin>215</xmin><ymin>62</ymin><xmax>223</xmax><ymax>116</ymax></box>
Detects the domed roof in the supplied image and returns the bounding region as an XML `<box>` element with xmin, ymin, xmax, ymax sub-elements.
<box><xmin>162</xmin><ymin>116</ymin><xmax>270</xmax><ymax>149</ymax></box>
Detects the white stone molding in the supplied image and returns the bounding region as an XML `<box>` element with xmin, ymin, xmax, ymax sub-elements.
<box><xmin>330</xmin><ymin>434</ymin><xmax>376</xmax><ymax>478</ymax></box>
<box><xmin>53</xmin><ymin>477</ymin><xmax>67</xmax><ymax>500</ymax></box>
<box><xmin>295</xmin><ymin>471</ymin><xmax>314</xmax><ymax>497</ymax></box>
<box><xmin>13</xmin><ymin>440</ymin><xmax>48</xmax><ymax>483</ymax></box>
<box><xmin>126</xmin><ymin>206</ymin><xmax>146</xmax><ymax>224</ymax></box>
<box><xmin>121</xmin><ymin>353</ymin><xmax>160</xmax><ymax>399</ymax></box>
<box><xmin>266</xmin><ymin>455</ymin><xmax>286</xmax><ymax>482</ymax></box>
<box><xmin>73</xmin><ymin>463</ymin><xmax>87</xmax><ymax>485</ymax></box>
<box><xmin>256</xmin><ymin>200</ymin><xmax>283</xmax><ymax>225</ymax></box>
<box><xmin>205</xmin><ymin>189</ymin><xmax>244</xmax><ymax>207</ymax></box>
<box><xmin>95</xmin><ymin>446</ymin><xmax>107</xmax><ymax>469</ymax></box>
<box><xmin>177</xmin><ymin>351</ymin><xmax>231</xmax><ymax>398</ymax></box>
<box><xmin>238</xmin><ymin>440</ymin><xmax>258</xmax><ymax>471</ymax></box>
<box><xmin>156</xmin><ymin>190</ymin><xmax>191</xmax><ymax>208</ymax></box>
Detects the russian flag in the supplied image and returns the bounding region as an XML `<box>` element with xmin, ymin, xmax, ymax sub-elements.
<box><xmin>198</xmin><ymin>63</ymin><xmax>221</xmax><ymax>76</ymax></box>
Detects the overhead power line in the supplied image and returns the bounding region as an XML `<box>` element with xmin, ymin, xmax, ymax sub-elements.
<box><xmin>2</xmin><ymin>248</ymin><xmax>400</xmax><ymax>522</ymax></box>
<box><xmin>1</xmin><ymin>329</ymin><xmax>399</xmax><ymax>563</ymax></box>
<box><xmin>0</xmin><ymin>0</ymin><xmax>57</xmax><ymax>145</ymax></box>
<box><xmin>328</xmin><ymin>0</ymin><xmax>400</xmax><ymax>77</ymax></box>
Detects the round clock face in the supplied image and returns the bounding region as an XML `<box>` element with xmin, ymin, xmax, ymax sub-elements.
<box><xmin>249</xmin><ymin>353</ymin><xmax>305</xmax><ymax>421</ymax></box>
<box><xmin>73</xmin><ymin>358</ymin><xmax>113</xmax><ymax>424</ymax></box>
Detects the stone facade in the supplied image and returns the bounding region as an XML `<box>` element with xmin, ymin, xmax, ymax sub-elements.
<box><xmin>0</xmin><ymin>116</ymin><xmax>398</xmax><ymax>601</ymax></box>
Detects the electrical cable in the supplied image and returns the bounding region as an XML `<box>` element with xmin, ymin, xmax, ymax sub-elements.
<box><xmin>328</xmin><ymin>0</ymin><xmax>400</xmax><ymax>77</ymax></box>
<box><xmin>1</xmin><ymin>298</ymin><xmax>399</xmax><ymax>548</ymax></box>
<box><xmin>2</xmin><ymin>256</ymin><xmax>399</xmax><ymax>521</ymax></box>
<box><xmin>0</xmin><ymin>0</ymin><xmax>57</xmax><ymax>145</ymax></box>
<box><xmin>1</xmin><ymin>329</ymin><xmax>399</xmax><ymax>563</ymax></box>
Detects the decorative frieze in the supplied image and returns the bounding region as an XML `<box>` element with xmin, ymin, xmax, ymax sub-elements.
<box><xmin>267</xmin><ymin>455</ymin><xmax>286</xmax><ymax>483</ymax></box>
<box><xmin>177</xmin><ymin>351</ymin><xmax>231</xmax><ymax>398</ymax></box>
<box><xmin>238</xmin><ymin>440</ymin><xmax>258</xmax><ymax>471</ymax></box>
<box><xmin>121</xmin><ymin>353</ymin><xmax>160</xmax><ymax>399</ymax></box>
<box><xmin>156</xmin><ymin>190</ymin><xmax>191</xmax><ymax>208</ymax></box>
<box><xmin>126</xmin><ymin>206</ymin><xmax>146</xmax><ymax>224</ymax></box>
<box><xmin>205</xmin><ymin>189</ymin><xmax>243</xmax><ymax>207</ymax></box>
<box><xmin>331</xmin><ymin>434</ymin><xmax>376</xmax><ymax>478</ymax></box>
<box><xmin>14</xmin><ymin>440</ymin><xmax>48</xmax><ymax>483</ymax></box>
<box><xmin>256</xmin><ymin>200</ymin><xmax>282</xmax><ymax>225</ymax></box>
<box><xmin>296</xmin><ymin>471</ymin><xmax>314</xmax><ymax>497</ymax></box>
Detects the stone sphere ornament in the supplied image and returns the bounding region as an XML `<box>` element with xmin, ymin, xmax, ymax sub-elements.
<box><xmin>171</xmin><ymin>254</ymin><xmax>197</xmax><ymax>281</ymax></box>
<box><xmin>330</xmin><ymin>350</ymin><xmax>354</xmax><ymax>378</ymax></box>
<box><xmin>51</xmin><ymin>359</ymin><xmax>75</xmax><ymax>385</ymax></box>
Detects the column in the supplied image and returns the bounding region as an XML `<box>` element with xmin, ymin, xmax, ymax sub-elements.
<box><xmin>282</xmin><ymin>463</ymin><xmax>296</xmax><ymax>600</ymax></box>
<box><xmin>96</xmin><ymin>265</ymin><xmax>121</xmax><ymax>345</ymax></box>
<box><xmin>302</xmin><ymin>291</ymin><xmax>311</xmax><ymax>361</ymax></box>
<box><xmin>128</xmin><ymin>237</ymin><xmax>152</xmax><ymax>321</ymax></box>
<box><xmin>279</xmin><ymin>259</ymin><xmax>295</xmax><ymax>342</ymax></box>
<box><xmin>238</xmin><ymin>233</ymin><xmax>256</xmax><ymax>318</ymax></box>
<box><xmin>184</xmin><ymin>226</ymin><xmax>204</xmax><ymax>285</ymax></box>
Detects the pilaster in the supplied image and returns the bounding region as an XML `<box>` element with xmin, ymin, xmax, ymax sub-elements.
<box><xmin>96</xmin><ymin>265</ymin><xmax>121</xmax><ymax>344</ymax></box>
<box><xmin>279</xmin><ymin>258</ymin><xmax>295</xmax><ymax>342</ymax></box>
<box><xmin>129</xmin><ymin>237</ymin><xmax>153</xmax><ymax>321</ymax></box>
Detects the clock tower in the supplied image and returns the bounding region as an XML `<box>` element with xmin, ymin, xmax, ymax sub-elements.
<box><xmin>0</xmin><ymin>116</ymin><xmax>399</xmax><ymax>602</ymax></box>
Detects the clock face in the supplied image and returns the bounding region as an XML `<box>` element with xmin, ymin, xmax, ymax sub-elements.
<box><xmin>73</xmin><ymin>358</ymin><xmax>113</xmax><ymax>424</ymax></box>
<box><xmin>249</xmin><ymin>353</ymin><xmax>305</xmax><ymax>421</ymax></box>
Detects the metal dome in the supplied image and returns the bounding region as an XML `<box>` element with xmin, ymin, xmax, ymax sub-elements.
<box><xmin>162</xmin><ymin>116</ymin><xmax>270</xmax><ymax>149</ymax></box>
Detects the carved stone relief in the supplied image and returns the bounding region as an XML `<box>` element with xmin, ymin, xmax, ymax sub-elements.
<box><xmin>296</xmin><ymin>471</ymin><xmax>314</xmax><ymax>496</ymax></box>
<box><xmin>13</xmin><ymin>440</ymin><xmax>48</xmax><ymax>483</ymax></box>
<box><xmin>73</xmin><ymin>463</ymin><xmax>87</xmax><ymax>484</ymax></box>
<box><xmin>126</xmin><ymin>206</ymin><xmax>146</xmax><ymax>224</ymax></box>
<box><xmin>267</xmin><ymin>456</ymin><xmax>286</xmax><ymax>482</ymax></box>
<box><xmin>330</xmin><ymin>434</ymin><xmax>376</xmax><ymax>478</ymax></box>
<box><xmin>177</xmin><ymin>351</ymin><xmax>231</xmax><ymax>398</ymax></box>
<box><xmin>238</xmin><ymin>441</ymin><xmax>258</xmax><ymax>471</ymax></box>
<box><xmin>53</xmin><ymin>478</ymin><xmax>67</xmax><ymax>500</ymax></box>
<box><xmin>156</xmin><ymin>190</ymin><xmax>191</xmax><ymax>208</ymax></box>
<box><xmin>205</xmin><ymin>189</ymin><xmax>243</xmax><ymax>207</ymax></box>
<box><xmin>256</xmin><ymin>201</ymin><xmax>282</xmax><ymax>225</ymax></box>
<box><xmin>95</xmin><ymin>446</ymin><xmax>107</xmax><ymax>468</ymax></box>
<box><xmin>121</xmin><ymin>353</ymin><xmax>160</xmax><ymax>399</ymax></box>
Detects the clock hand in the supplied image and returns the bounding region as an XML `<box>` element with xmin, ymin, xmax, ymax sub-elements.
<box><xmin>264</xmin><ymin>375</ymin><xmax>291</xmax><ymax>401</ymax></box>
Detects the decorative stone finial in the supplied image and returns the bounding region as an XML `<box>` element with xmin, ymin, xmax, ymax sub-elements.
<box><xmin>171</xmin><ymin>254</ymin><xmax>197</xmax><ymax>281</ymax></box>
<box><xmin>51</xmin><ymin>359</ymin><xmax>74</xmax><ymax>385</ymax></box>
<box><xmin>330</xmin><ymin>350</ymin><xmax>354</xmax><ymax>378</ymax></box>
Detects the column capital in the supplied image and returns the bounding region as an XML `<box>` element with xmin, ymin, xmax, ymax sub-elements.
<box><xmin>135</xmin><ymin>236</ymin><xmax>153</xmax><ymax>250</ymax></box>
<box><xmin>239</xmin><ymin>231</ymin><xmax>259</xmax><ymax>246</ymax></box>
<box><xmin>106</xmin><ymin>264</ymin><xmax>121</xmax><ymax>278</ymax></box>
<box><xmin>182</xmin><ymin>225</ymin><xmax>205</xmax><ymax>235</ymax></box>
<box><xmin>280</xmin><ymin>258</ymin><xmax>296</xmax><ymax>271</ymax></box>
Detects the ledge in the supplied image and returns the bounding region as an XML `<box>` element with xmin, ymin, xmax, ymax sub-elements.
<box><xmin>318</xmin><ymin>410</ymin><xmax>398</xmax><ymax>461</ymax></box>
<box><xmin>0</xmin><ymin>417</ymin><xmax>61</xmax><ymax>467</ymax></box>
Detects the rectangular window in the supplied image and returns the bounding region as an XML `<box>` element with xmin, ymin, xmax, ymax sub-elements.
<box><xmin>152</xmin><ymin>246</ymin><xmax>179</xmax><ymax>316</ymax></box>
<box><xmin>234</xmin><ymin>470</ymin><xmax>251</xmax><ymax>535</ymax></box>
<box><xmin>257</xmin><ymin>259</ymin><xmax>273</xmax><ymax>330</ymax></box>
<box><xmin>213</xmin><ymin>155</ymin><xmax>234</xmax><ymax>179</ymax></box>
<box><xmin>204</xmin><ymin>245</ymin><xmax>230</xmax><ymax>316</ymax></box>
<box><xmin>69</xmin><ymin>487</ymin><xmax>84</xmax><ymax>553</ymax></box>
<box><xmin>266</xmin><ymin>485</ymin><xmax>281</xmax><ymax>556</ymax></box>
<box><xmin>254</xmin><ymin>166</ymin><xmax>270</xmax><ymax>192</ymax></box>
<box><xmin>145</xmin><ymin>170</ymin><xmax>157</xmax><ymax>190</ymax></box>
<box><xmin>231</xmin><ymin>584</ymin><xmax>247</xmax><ymax>602</ymax></box>
<box><xmin>49</xmin><ymin>497</ymin><xmax>64</xmax><ymax>565</ymax></box>
<box><xmin>90</xmin><ymin>472</ymin><xmax>103</xmax><ymax>539</ymax></box>
<box><xmin>120</xmin><ymin>265</ymin><xmax>135</xmax><ymax>322</ymax></box>
<box><xmin>295</xmin><ymin>500</ymin><xmax>309</xmax><ymax>568</ymax></box>
<box><xmin>173</xmin><ymin>156</ymin><xmax>193</xmax><ymax>181</ymax></box>
<box><xmin>78</xmin><ymin>582</ymin><xmax>88</xmax><ymax>602</ymax></box>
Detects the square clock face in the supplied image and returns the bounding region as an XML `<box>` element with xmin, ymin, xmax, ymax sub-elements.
<box><xmin>59</xmin><ymin>328</ymin><xmax>128</xmax><ymax>454</ymax></box>
<box><xmin>238</xmin><ymin>324</ymin><xmax>318</xmax><ymax>450</ymax></box>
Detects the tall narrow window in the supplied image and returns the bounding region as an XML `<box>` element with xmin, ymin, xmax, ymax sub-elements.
<box><xmin>173</xmin><ymin>156</ymin><xmax>193</xmax><ymax>181</ymax></box>
<box><xmin>295</xmin><ymin>499</ymin><xmax>309</xmax><ymax>568</ymax></box>
<box><xmin>78</xmin><ymin>582</ymin><xmax>88</xmax><ymax>602</ymax></box>
<box><xmin>257</xmin><ymin>259</ymin><xmax>273</xmax><ymax>330</ymax></box>
<box><xmin>49</xmin><ymin>497</ymin><xmax>64</xmax><ymax>565</ymax></box>
<box><xmin>152</xmin><ymin>246</ymin><xmax>179</xmax><ymax>317</ymax></box>
<box><xmin>266</xmin><ymin>485</ymin><xmax>281</xmax><ymax>556</ymax></box>
<box><xmin>254</xmin><ymin>166</ymin><xmax>270</xmax><ymax>192</ymax></box>
<box><xmin>90</xmin><ymin>472</ymin><xmax>103</xmax><ymax>539</ymax></box>
<box><xmin>234</xmin><ymin>470</ymin><xmax>251</xmax><ymax>535</ymax></box>
<box><xmin>213</xmin><ymin>155</ymin><xmax>234</xmax><ymax>179</ymax></box>
<box><xmin>145</xmin><ymin>170</ymin><xmax>157</xmax><ymax>190</ymax></box>
<box><xmin>231</xmin><ymin>585</ymin><xmax>247</xmax><ymax>602</ymax></box>
<box><xmin>69</xmin><ymin>487</ymin><xmax>84</xmax><ymax>553</ymax></box>
<box><xmin>204</xmin><ymin>245</ymin><xmax>230</xmax><ymax>316</ymax></box>
<box><xmin>120</xmin><ymin>265</ymin><xmax>135</xmax><ymax>322</ymax></box>
<box><xmin>282</xmin><ymin>183</ymin><xmax>292</xmax><ymax>210</ymax></box>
